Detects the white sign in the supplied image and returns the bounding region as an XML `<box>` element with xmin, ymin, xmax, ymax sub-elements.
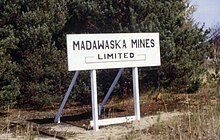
<box><xmin>67</xmin><ymin>33</ymin><xmax>160</xmax><ymax>71</ymax></box>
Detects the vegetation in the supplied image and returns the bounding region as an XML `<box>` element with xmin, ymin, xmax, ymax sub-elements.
<box><xmin>144</xmin><ymin>87</ymin><xmax>220</xmax><ymax>139</ymax></box>
<box><xmin>0</xmin><ymin>25</ymin><xmax>20</xmax><ymax>109</ymax></box>
<box><xmin>0</xmin><ymin>0</ymin><xmax>212</xmax><ymax>108</ymax></box>
<box><xmin>0</xmin><ymin>83</ymin><xmax>219</xmax><ymax>139</ymax></box>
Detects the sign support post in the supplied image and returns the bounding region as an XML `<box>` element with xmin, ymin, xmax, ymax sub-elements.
<box><xmin>90</xmin><ymin>69</ymin><xmax>99</xmax><ymax>131</ymax></box>
<box><xmin>54</xmin><ymin>71</ymin><xmax>79</xmax><ymax>123</ymax></box>
<box><xmin>132</xmin><ymin>67</ymin><xmax>140</xmax><ymax>120</ymax></box>
<box><xmin>61</xmin><ymin>32</ymin><xmax>161</xmax><ymax>131</ymax></box>
<box><xmin>98</xmin><ymin>68</ymin><xmax>124</xmax><ymax>115</ymax></box>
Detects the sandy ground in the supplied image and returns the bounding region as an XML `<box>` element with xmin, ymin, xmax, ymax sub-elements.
<box><xmin>49</xmin><ymin>111</ymin><xmax>182</xmax><ymax>139</ymax></box>
<box><xmin>0</xmin><ymin>111</ymin><xmax>183</xmax><ymax>140</ymax></box>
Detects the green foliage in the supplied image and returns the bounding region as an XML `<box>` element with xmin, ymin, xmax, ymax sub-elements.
<box><xmin>0</xmin><ymin>25</ymin><xmax>20</xmax><ymax>109</ymax></box>
<box><xmin>187</xmin><ymin>78</ymin><xmax>202</xmax><ymax>93</ymax></box>
<box><xmin>16</xmin><ymin>0</ymin><xmax>70</xmax><ymax>107</ymax></box>
<box><xmin>18</xmin><ymin>46</ymin><xmax>69</xmax><ymax>107</ymax></box>
<box><xmin>0</xmin><ymin>0</ymin><xmax>209</xmax><ymax>107</ymax></box>
<box><xmin>137</xmin><ymin>1</ymin><xmax>208</xmax><ymax>92</ymax></box>
<box><xmin>1</xmin><ymin>0</ymin><xmax>71</xmax><ymax>107</ymax></box>
<box><xmin>67</xmin><ymin>0</ymin><xmax>208</xmax><ymax>94</ymax></box>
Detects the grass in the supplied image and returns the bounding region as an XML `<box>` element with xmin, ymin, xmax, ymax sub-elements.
<box><xmin>0</xmin><ymin>116</ymin><xmax>37</xmax><ymax>139</ymax></box>
<box><xmin>0</xmin><ymin>74</ymin><xmax>219</xmax><ymax>139</ymax></box>
<box><xmin>137</xmin><ymin>85</ymin><xmax>220</xmax><ymax>140</ymax></box>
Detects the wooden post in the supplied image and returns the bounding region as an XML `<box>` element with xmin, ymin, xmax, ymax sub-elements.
<box><xmin>132</xmin><ymin>67</ymin><xmax>140</xmax><ymax>120</ymax></box>
<box><xmin>91</xmin><ymin>70</ymin><xmax>99</xmax><ymax>130</ymax></box>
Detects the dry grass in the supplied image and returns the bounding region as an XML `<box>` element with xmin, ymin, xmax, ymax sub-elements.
<box><xmin>0</xmin><ymin>76</ymin><xmax>219</xmax><ymax>139</ymax></box>
<box><xmin>135</xmin><ymin>86</ymin><xmax>220</xmax><ymax>140</ymax></box>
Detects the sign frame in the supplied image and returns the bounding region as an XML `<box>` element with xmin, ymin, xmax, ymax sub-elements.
<box><xmin>67</xmin><ymin>33</ymin><xmax>160</xmax><ymax>71</ymax></box>
<box><xmin>55</xmin><ymin>33</ymin><xmax>161</xmax><ymax>131</ymax></box>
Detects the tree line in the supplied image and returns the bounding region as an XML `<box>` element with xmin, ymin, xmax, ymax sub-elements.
<box><xmin>0</xmin><ymin>0</ymin><xmax>209</xmax><ymax>108</ymax></box>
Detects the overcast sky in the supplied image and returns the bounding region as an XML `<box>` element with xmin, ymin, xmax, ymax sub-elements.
<box><xmin>191</xmin><ymin>0</ymin><xmax>220</xmax><ymax>29</ymax></box>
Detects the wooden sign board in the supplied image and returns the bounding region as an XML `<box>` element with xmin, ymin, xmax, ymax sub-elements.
<box><xmin>67</xmin><ymin>33</ymin><xmax>160</xmax><ymax>71</ymax></box>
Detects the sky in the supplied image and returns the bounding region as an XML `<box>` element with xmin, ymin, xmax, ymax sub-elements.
<box><xmin>191</xmin><ymin>0</ymin><xmax>220</xmax><ymax>29</ymax></box>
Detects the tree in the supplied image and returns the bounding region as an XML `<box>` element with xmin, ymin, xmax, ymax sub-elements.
<box><xmin>0</xmin><ymin>0</ymin><xmax>72</xmax><ymax>107</ymax></box>
<box><xmin>0</xmin><ymin>0</ymin><xmax>209</xmax><ymax>108</ymax></box>
<box><xmin>0</xmin><ymin>25</ymin><xmax>20</xmax><ymax>108</ymax></box>
<box><xmin>66</xmin><ymin>0</ymin><xmax>208</xmax><ymax>94</ymax></box>
<box><xmin>208</xmin><ymin>23</ymin><xmax>220</xmax><ymax>94</ymax></box>
<box><xmin>209</xmin><ymin>23</ymin><xmax>220</xmax><ymax>60</ymax></box>
<box><xmin>16</xmin><ymin>0</ymin><xmax>71</xmax><ymax>107</ymax></box>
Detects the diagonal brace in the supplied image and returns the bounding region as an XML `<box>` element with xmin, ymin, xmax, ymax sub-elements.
<box><xmin>54</xmin><ymin>71</ymin><xmax>79</xmax><ymax>123</ymax></box>
<box><xmin>98</xmin><ymin>68</ymin><xmax>123</xmax><ymax>115</ymax></box>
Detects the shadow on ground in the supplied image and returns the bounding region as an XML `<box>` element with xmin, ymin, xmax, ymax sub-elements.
<box><xmin>0</xmin><ymin>112</ymin><xmax>7</xmax><ymax>117</ymax></box>
<box><xmin>28</xmin><ymin>111</ymin><xmax>92</xmax><ymax>125</ymax></box>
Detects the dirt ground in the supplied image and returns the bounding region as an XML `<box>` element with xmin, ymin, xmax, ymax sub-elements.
<box><xmin>50</xmin><ymin>111</ymin><xmax>184</xmax><ymax>140</ymax></box>
<box><xmin>0</xmin><ymin>93</ymin><xmax>189</xmax><ymax>139</ymax></box>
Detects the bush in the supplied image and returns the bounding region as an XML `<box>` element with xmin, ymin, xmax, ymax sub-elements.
<box><xmin>0</xmin><ymin>25</ymin><xmax>20</xmax><ymax>109</ymax></box>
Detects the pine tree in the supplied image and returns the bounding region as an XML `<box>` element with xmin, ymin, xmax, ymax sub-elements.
<box><xmin>0</xmin><ymin>25</ymin><xmax>20</xmax><ymax>108</ymax></box>
<box><xmin>1</xmin><ymin>0</ymin><xmax>71</xmax><ymax>107</ymax></box>
<box><xmin>66</xmin><ymin>0</ymin><xmax>208</xmax><ymax>94</ymax></box>
<box><xmin>16</xmin><ymin>0</ymin><xmax>70</xmax><ymax>106</ymax></box>
<box><xmin>0</xmin><ymin>0</ymin><xmax>209</xmax><ymax>107</ymax></box>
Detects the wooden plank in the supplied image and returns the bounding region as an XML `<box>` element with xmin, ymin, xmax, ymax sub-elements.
<box><xmin>91</xmin><ymin>70</ymin><xmax>99</xmax><ymax>131</ymax></box>
<box><xmin>90</xmin><ymin>116</ymin><xmax>135</xmax><ymax>127</ymax></box>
